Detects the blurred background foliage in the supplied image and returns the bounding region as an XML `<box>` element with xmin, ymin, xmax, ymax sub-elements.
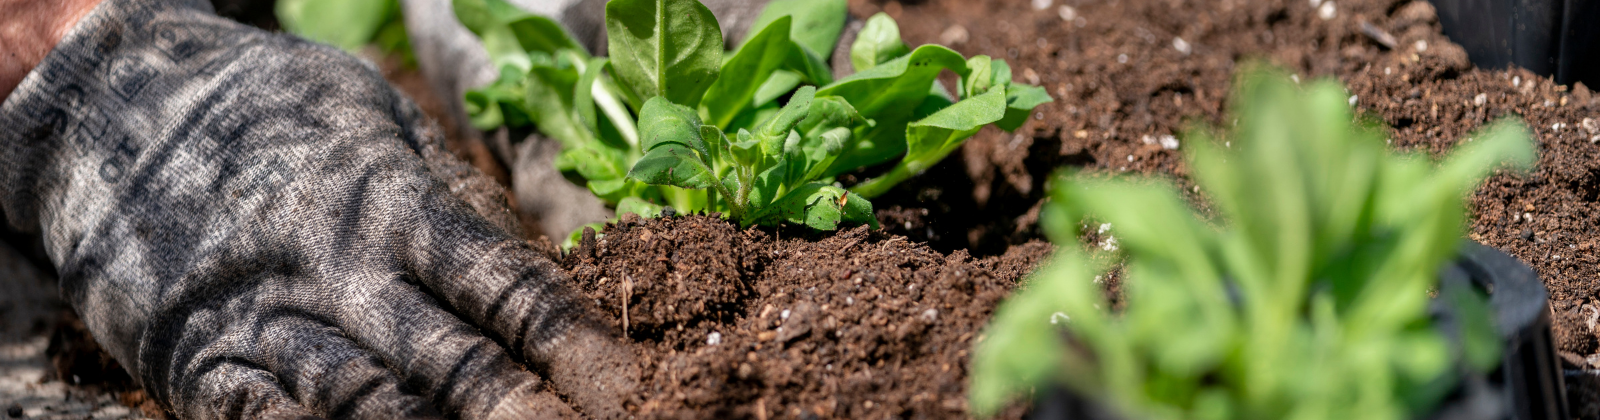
<box><xmin>273</xmin><ymin>0</ymin><xmax>415</xmax><ymax>66</ymax></box>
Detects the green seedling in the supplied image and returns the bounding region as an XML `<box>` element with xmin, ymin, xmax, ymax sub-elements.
<box><xmin>457</xmin><ymin>0</ymin><xmax>1049</xmax><ymax>234</ymax></box>
<box><xmin>969</xmin><ymin>67</ymin><xmax>1533</xmax><ymax>420</ymax></box>
<box><xmin>630</xmin><ymin>86</ymin><xmax>875</xmax><ymax>229</ymax></box>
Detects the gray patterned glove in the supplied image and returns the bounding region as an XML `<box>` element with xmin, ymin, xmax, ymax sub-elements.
<box><xmin>0</xmin><ymin>0</ymin><xmax>635</xmax><ymax>418</ymax></box>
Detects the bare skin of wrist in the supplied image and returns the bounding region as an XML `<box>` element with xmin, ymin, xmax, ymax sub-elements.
<box><xmin>0</xmin><ymin>0</ymin><xmax>104</xmax><ymax>101</ymax></box>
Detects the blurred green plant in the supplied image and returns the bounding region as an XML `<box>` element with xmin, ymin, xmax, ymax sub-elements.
<box><xmin>969</xmin><ymin>66</ymin><xmax>1533</xmax><ymax>420</ymax></box>
<box><xmin>455</xmin><ymin>0</ymin><xmax>1049</xmax><ymax>236</ymax></box>
<box><xmin>277</xmin><ymin>0</ymin><xmax>414</xmax><ymax>64</ymax></box>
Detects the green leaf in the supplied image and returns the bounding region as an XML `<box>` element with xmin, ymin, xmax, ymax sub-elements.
<box><xmin>629</xmin><ymin>143</ymin><xmax>719</xmax><ymax>189</ymax></box>
<box><xmin>786</xmin><ymin>42</ymin><xmax>835</xmax><ymax>85</ymax></box>
<box><xmin>638</xmin><ymin>97</ymin><xmax>709</xmax><ymax>154</ymax></box>
<box><xmin>703</xmin><ymin>17</ymin><xmax>800</xmax><ymax>129</ymax></box>
<box><xmin>756</xmin><ymin>86</ymin><xmax>816</xmax><ymax>156</ymax></box>
<box><xmin>585</xmin><ymin>178</ymin><xmax>629</xmax><ymax>198</ymax></box>
<box><xmin>453</xmin><ymin>0</ymin><xmax>583</xmax><ymax>73</ymax></box>
<box><xmin>982</xmin><ymin>58</ymin><xmax>1013</xmax><ymax>93</ymax></box>
<box><xmin>587</xmin><ymin>178</ymin><xmax>658</xmax><ymax>204</ymax></box>
<box><xmin>507</xmin><ymin>14</ymin><xmax>584</xmax><ymax>55</ymax></box>
<box><xmin>997</xmin><ymin>83</ymin><xmax>1052</xmax><ymax>131</ymax></box>
<box><xmin>823</xmin><ymin>45</ymin><xmax>967</xmax><ymax>118</ymax></box>
<box><xmin>279</xmin><ymin>0</ymin><xmax>399</xmax><ymax>51</ymax></box>
<box><xmin>616</xmin><ymin>196</ymin><xmax>665</xmax><ymax>219</ymax></box>
<box><xmin>520</xmin><ymin>58</ymin><xmax>633</xmax><ymax>189</ymax></box>
<box><xmin>524</xmin><ymin>63</ymin><xmax>596</xmax><ymax>149</ymax></box>
<box><xmin>753</xmin><ymin>70</ymin><xmax>803</xmax><ymax>107</ymax></box>
<box><xmin>450</xmin><ymin>0</ymin><xmax>500</xmax><ymax>34</ymax></box>
<box><xmin>849</xmin><ymin>13</ymin><xmax>909</xmax><ymax>72</ymax></box>
<box><xmin>605</xmin><ymin>0</ymin><xmax>724</xmax><ymax>107</ymax></box>
<box><xmin>960</xmin><ymin>57</ymin><xmax>1051</xmax><ymax>131</ymax></box>
<box><xmin>660</xmin><ymin>185</ymin><xmax>710</xmax><ymax>213</ymax></box>
<box><xmin>747</xmin><ymin>0</ymin><xmax>849</xmax><ymax>59</ymax></box>
<box><xmin>962</xmin><ymin>55</ymin><xmax>997</xmax><ymax>99</ymax></box>
<box><xmin>753</xmin><ymin>183</ymin><xmax>876</xmax><ymax>230</ymax></box>
<box><xmin>791</xmin><ymin>126</ymin><xmax>851</xmax><ymax>184</ymax></box>
<box><xmin>729</xmin><ymin>129</ymin><xmax>762</xmax><ymax>167</ymax></box>
<box><xmin>745</xmin><ymin>161</ymin><xmax>790</xmax><ymax>208</ymax></box>
<box><xmin>780</xmin><ymin>97</ymin><xmax>861</xmax><ymax>184</ymax></box>
<box><xmin>819</xmin><ymin>45</ymin><xmax>968</xmax><ymax>171</ymax></box>
<box><xmin>463</xmin><ymin>72</ymin><xmax>524</xmax><ymax>130</ymax></box>
<box><xmin>573</xmin><ymin>58</ymin><xmax>609</xmax><ymax>135</ymax></box>
<box><xmin>851</xmin><ymin>87</ymin><xmax>1005</xmax><ymax>198</ymax></box>
<box><xmin>464</xmin><ymin>91</ymin><xmax>505</xmax><ymax>129</ymax></box>
<box><xmin>700</xmin><ymin>125</ymin><xmax>727</xmax><ymax>173</ymax></box>
<box><xmin>632</xmin><ymin>97</ymin><xmax>721</xmax><ymax>190</ymax></box>
<box><xmin>796</xmin><ymin>96</ymin><xmax>863</xmax><ymax>138</ymax></box>
<box><xmin>555</xmin><ymin>146</ymin><xmax>626</xmax><ymax>183</ymax></box>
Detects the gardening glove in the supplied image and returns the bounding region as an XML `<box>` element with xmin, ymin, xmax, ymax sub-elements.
<box><xmin>0</xmin><ymin>0</ymin><xmax>637</xmax><ymax>418</ymax></box>
<box><xmin>398</xmin><ymin>0</ymin><xmax>774</xmax><ymax>239</ymax></box>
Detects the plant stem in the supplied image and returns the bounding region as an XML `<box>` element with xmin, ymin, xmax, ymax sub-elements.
<box><xmin>593</xmin><ymin>79</ymin><xmax>639</xmax><ymax>147</ymax></box>
<box><xmin>564</xmin><ymin>51</ymin><xmax>639</xmax><ymax>147</ymax></box>
<box><xmin>733</xmin><ymin>167</ymin><xmax>754</xmax><ymax>221</ymax></box>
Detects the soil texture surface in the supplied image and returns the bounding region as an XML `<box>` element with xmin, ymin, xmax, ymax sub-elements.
<box><xmin>856</xmin><ymin>0</ymin><xmax>1600</xmax><ymax>416</ymax></box>
<box><xmin>31</xmin><ymin>0</ymin><xmax>1600</xmax><ymax>418</ymax></box>
<box><xmin>562</xmin><ymin>214</ymin><xmax>1051</xmax><ymax>419</ymax></box>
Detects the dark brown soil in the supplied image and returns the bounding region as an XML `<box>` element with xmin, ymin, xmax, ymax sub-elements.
<box><xmin>863</xmin><ymin>0</ymin><xmax>1472</xmax><ymax>253</ymax></box>
<box><xmin>562</xmin><ymin>214</ymin><xmax>1052</xmax><ymax>419</ymax></box>
<box><xmin>46</xmin><ymin>310</ymin><xmax>170</xmax><ymax>419</ymax></box>
<box><xmin>850</xmin><ymin>0</ymin><xmax>1600</xmax><ymax>415</ymax></box>
<box><xmin>50</xmin><ymin>0</ymin><xmax>1600</xmax><ymax>417</ymax></box>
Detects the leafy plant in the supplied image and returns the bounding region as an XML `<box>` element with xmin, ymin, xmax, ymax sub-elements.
<box><xmin>630</xmin><ymin>86</ymin><xmax>875</xmax><ymax>228</ymax></box>
<box><xmin>455</xmin><ymin>0</ymin><xmax>1049</xmax><ymax>233</ymax></box>
<box><xmin>969</xmin><ymin>67</ymin><xmax>1533</xmax><ymax>420</ymax></box>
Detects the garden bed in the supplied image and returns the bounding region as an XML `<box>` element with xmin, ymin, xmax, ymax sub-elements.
<box><xmin>33</xmin><ymin>0</ymin><xmax>1600</xmax><ymax>417</ymax></box>
<box><xmin>880</xmin><ymin>0</ymin><xmax>1600</xmax><ymax>372</ymax></box>
<box><xmin>557</xmin><ymin>0</ymin><xmax>1600</xmax><ymax>417</ymax></box>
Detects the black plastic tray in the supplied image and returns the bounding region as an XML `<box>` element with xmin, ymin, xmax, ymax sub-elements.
<box><xmin>1430</xmin><ymin>0</ymin><xmax>1600</xmax><ymax>87</ymax></box>
<box><xmin>1029</xmin><ymin>241</ymin><xmax>1568</xmax><ymax>419</ymax></box>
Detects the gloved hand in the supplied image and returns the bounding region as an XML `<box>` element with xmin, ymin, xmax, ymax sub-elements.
<box><xmin>0</xmin><ymin>0</ymin><xmax>635</xmax><ymax>418</ymax></box>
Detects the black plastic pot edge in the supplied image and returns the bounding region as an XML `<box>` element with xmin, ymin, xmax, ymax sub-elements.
<box><xmin>1430</xmin><ymin>0</ymin><xmax>1600</xmax><ymax>88</ymax></box>
<box><xmin>1027</xmin><ymin>241</ymin><xmax>1568</xmax><ymax>420</ymax></box>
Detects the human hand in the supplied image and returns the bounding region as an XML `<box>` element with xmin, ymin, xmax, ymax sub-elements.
<box><xmin>0</xmin><ymin>0</ymin><xmax>636</xmax><ymax>418</ymax></box>
<box><xmin>0</xmin><ymin>0</ymin><xmax>103</xmax><ymax>100</ymax></box>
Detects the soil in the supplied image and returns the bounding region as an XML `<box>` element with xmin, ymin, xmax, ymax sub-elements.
<box><xmin>39</xmin><ymin>0</ymin><xmax>1600</xmax><ymax>417</ymax></box>
<box><xmin>847</xmin><ymin>0</ymin><xmax>1600</xmax><ymax>416</ymax></box>
<box><xmin>43</xmin><ymin>311</ymin><xmax>168</xmax><ymax>420</ymax></box>
<box><xmin>1</xmin><ymin>232</ymin><xmax>162</xmax><ymax>420</ymax></box>
<box><xmin>562</xmin><ymin>214</ymin><xmax>1052</xmax><ymax>419</ymax></box>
